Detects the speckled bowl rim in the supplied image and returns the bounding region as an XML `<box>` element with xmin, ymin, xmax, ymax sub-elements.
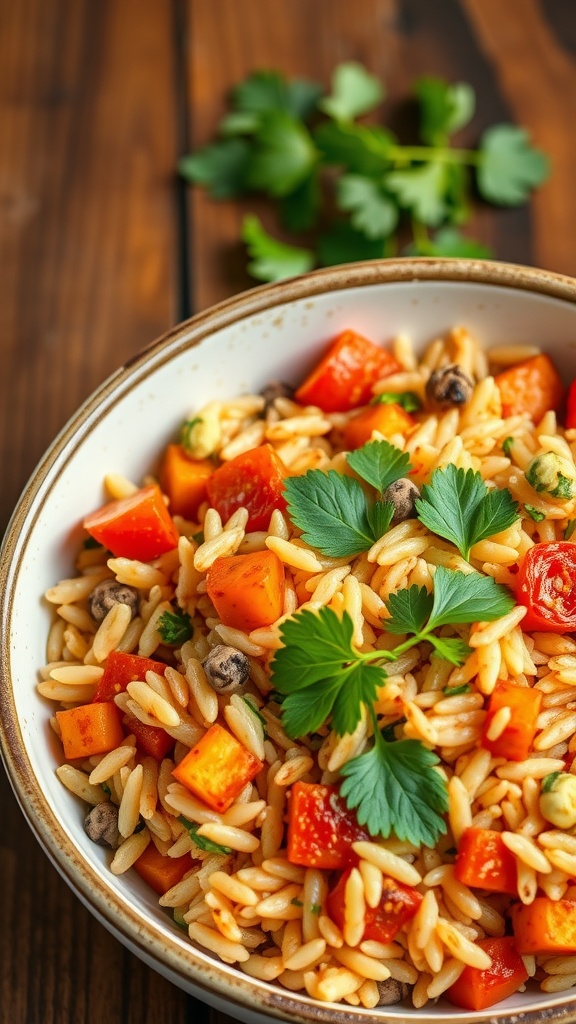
<box><xmin>3</xmin><ymin>257</ymin><xmax>576</xmax><ymax>1024</ymax></box>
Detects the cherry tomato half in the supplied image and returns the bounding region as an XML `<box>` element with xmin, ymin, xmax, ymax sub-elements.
<box><xmin>516</xmin><ymin>542</ymin><xmax>576</xmax><ymax>633</ymax></box>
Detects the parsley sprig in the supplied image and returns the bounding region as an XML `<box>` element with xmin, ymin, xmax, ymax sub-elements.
<box><xmin>271</xmin><ymin>567</ymin><xmax>514</xmax><ymax>846</ymax></box>
<box><xmin>179</xmin><ymin>62</ymin><xmax>548</xmax><ymax>281</ymax></box>
<box><xmin>157</xmin><ymin>608</ymin><xmax>193</xmax><ymax>645</ymax></box>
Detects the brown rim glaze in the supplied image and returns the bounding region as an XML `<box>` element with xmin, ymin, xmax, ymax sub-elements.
<box><xmin>3</xmin><ymin>257</ymin><xmax>576</xmax><ymax>1024</ymax></box>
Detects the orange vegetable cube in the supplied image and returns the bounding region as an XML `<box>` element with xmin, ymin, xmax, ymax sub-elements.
<box><xmin>83</xmin><ymin>484</ymin><xmax>180</xmax><ymax>561</ymax></box>
<box><xmin>454</xmin><ymin>827</ymin><xmax>518</xmax><ymax>895</ymax></box>
<box><xmin>446</xmin><ymin>936</ymin><xmax>528</xmax><ymax>1010</ymax></box>
<box><xmin>481</xmin><ymin>679</ymin><xmax>542</xmax><ymax>761</ymax></box>
<box><xmin>512</xmin><ymin>897</ymin><xmax>576</xmax><ymax>955</ymax></box>
<box><xmin>206</xmin><ymin>444</ymin><xmax>287</xmax><ymax>532</ymax></box>
<box><xmin>159</xmin><ymin>444</ymin><xmax>214</xmax><ymax>519</ymax></box>
<box><xmin>343</xmin><ymin>402</ymin><xmax>414</xmax><ymax>450</ymax></box>
<box><xmin>172</xmin><ymin>723</ymin><xmax>263</xmax><ymax>812</ymax></box>
<box><xmin>495</xmin><ymin>353</ymin><xmax>565</xmax><ymax>423</ymax></box>
<box><xmin>295</xmin><ymin>330</ymin><xmax>401</xmax><ymax>412</ymax></box>
<box><xmin>206</xmin><ymin>549</ymin><xmax>285</xmax><ymax>632</ymax></box>
<box><xmin>134</xmin><ymin>842</ymin><xmax>193</xmax><ymax>895</ymax></box>
<box><xmin>56</xmin><ymin>702</ymin><xmax>125</xmax><ymax>760</ymax></box>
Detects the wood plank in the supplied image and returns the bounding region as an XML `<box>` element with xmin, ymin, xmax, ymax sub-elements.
<box><xmin>0</xmin><ymin>2</ymin><xmax>192</xmax><ymax>1022</ymax></box>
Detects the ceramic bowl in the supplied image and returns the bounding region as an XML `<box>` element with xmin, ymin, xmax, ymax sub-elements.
<box><xmin>3</xmin><ymin>258</ymin><xmax>576</xmax><ymax>1024</ymax></box>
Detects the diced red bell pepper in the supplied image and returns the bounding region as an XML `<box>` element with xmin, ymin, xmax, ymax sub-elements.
<box><xmin>446</xmin><ymin>936</ymin><xmax>528</xmax><ymax>1010</ymax></box>
<box><xmin>206</xmin><ymin>444</ymin><xmax>287</xmax><ymax>532</ymax></box>
<box><xmin>294</xmin><ymin>330</ymin><xmax>401</xmax><ymax>413</ymax></box>
<box><xmin>481</xmin><ymin>679</ymin><xmax>542</xmax><ymax>762</ymax></box>
<box><xmin>93</xmin><ymin>651</ymin><xmax>167</xmax><ymax>703</ymax></box>
<box><xmin>123</xmin><ymin>713</ymin><xmax>175</xmax><ymax>761</ymax></box>
<box><xmin>83</xmin><ymin>484</ymin><xmax>180</xmax><ymax>562</ymax></box>
<box><xmin>286</xmin><ymin>781</ymin><xmax>370</xmax><ymax>870</ymax></box>
<box><xmin>327</xmin><ymin>867</ymin><xmax>422</xmax><ymax>943</ymax></box>
<box><xmin>454</xmin><ymin>827</ymin><xmax>518</xmax><ymax>895</ymax></box>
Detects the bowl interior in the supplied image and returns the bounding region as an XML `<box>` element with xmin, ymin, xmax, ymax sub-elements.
<box><xmin>3</xmin><ymin>261</ymin><xmax>576</xmax><ymax>1024</ymax></box>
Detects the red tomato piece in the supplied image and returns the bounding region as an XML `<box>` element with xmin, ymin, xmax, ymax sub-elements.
<box><xmin>83</xmin><ymin>485</ymin><xmax>180</xmax><ymax>562</ymax></box>
<box><xmin>123</xmin><ymin>713</ymin><xmax>174</xmax><ymax>761</ymax></box>
<box><xmin>206</xmin><ymin>444</ymin><xmax>287</xmax><ymax>532</ymax></box>
<box><xmin>567</xmin><ymin>380</ymin><xmax>576</xmax><ymax>430</ymax></box>
<box><xmin>286</xmin><ymin>781</ymin><xmax>369</xmax><ymax>869</ymax></box>
<box><xmin>454</xmin><ymin>827</ymin><xmax>518</xmax><ymax>895</ymax></box>
<box><xmin>516</xmin><ymin>542</ymin><xmax>576</xmax><ymax>633</ymax></box>
<box><xmin>446</xmin><ymin>936</ymin><xmax>528</xmax><ymax>1010</ymax></box>
<box><xmin>294</xmin><ymin>330</ymin><xmax>401</xmax><ymax>413</ymax></box>
<box><xmin>93</xmin><ymin>651</ymin><xmax>167</xmax><ymax>703</ymax></box>
<box><xmin>495</xmin><ymin>353</ymin><xmax>565</xmax><ymax>423</ymax></box>
<box><xmin>481</xmin><ymin>680</ymin><xmax>542</xmax><ymax>762</ymax></box>
<box><xmin>327</xmin><ymin>868</ymin><xmax>422</xmax><ymax>943</ymax></box>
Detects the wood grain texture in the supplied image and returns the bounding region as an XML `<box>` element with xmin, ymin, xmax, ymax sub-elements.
<box><xmin>2</xmin><ymin>2</ymin><xmax>576</xmax><ymax>1022</ymax></box>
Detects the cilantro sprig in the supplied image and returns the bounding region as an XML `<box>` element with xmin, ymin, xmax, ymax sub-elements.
<box><xmin>157</xmin><ymin>608</ymin><xmax>193</xmax><ymax>645</ymax></box>
<box><xmin>179</xmin><ymin>62</ymin><xmax>548</xmax><ymax>281</ymax></box>
<box><xmin>271</xmin><ymin>567</ymin><xmax>514</xmax><ymax>846</ymax></box>
<box><xmin>284</xmin><ymin>438</ymin><xmax>410</xmax><ymax>557</ymax></box>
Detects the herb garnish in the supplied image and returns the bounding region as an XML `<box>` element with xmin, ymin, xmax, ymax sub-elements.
<box><xmin>271</xmin><ymin>567</ymin><xmax>514</xmax><ymax>845</ymax></box>
<box><xmin>179</xmin><ymin>62</ymin><xmax>548</xmax><ymax>282</ymax></box>
<box><xmin>524</xmin><ymin>504</ymin><xmax>546</xmax><ymax>523</ymax></box>
<box><xmin>157</xmin><ymin>609</ymin><xmax>193</xmax><ymax>645</ymax></box>
<box><xmin>178</xmin><ymin>816</ymin><xmax>232</xmax><ymax>855</ymax></box>
<box><xmin>371</xmin><ymin>391</ymin><xmax>422</xmax><ymax>412</ymax></box>
<box><xmin>415</xmin><ymin>465</ymin><xmax>519</xmax><ymax>561</ymax></box>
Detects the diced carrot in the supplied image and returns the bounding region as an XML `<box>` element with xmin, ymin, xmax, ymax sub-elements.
<box><xmin>454</xmin><ymin>827</ymin><xmax>518</xmax><ymax>895</ymax></box>
<box><xmin>512</xmin><ymin>897</ymin><xmax>576</xmax><ymax>955</ymax></box>
<box><xmin>56</xmin><ymin>702</ymin><xmax>125</xmax><ymax>760</ymax></box>
<box><xmin>286</xmin><ymin>782</ymin><xmax>369</xmax><ymax>869</ymax></box>
<box><xmin>123</xmin><ymin>713</ymin><xmax>174</xmax><ymax>761</ymax></box>
<box><xmin>294</xmin><ymin>330</ymin><xmax>401</xmax><ymax>412</ymax></box>
<box><xmin>481</xmin><ymin>679</ymin><xmax>542</xmax><ymax>761</ymax></box>
<box><xmin>172</xmin><ymin>722</ymin><xmax>263</xmax><ymax>813</ymax></box>
<box><xmin>327</xmin><ymin>868</ymin><xmax>422</xmax><ymax>943</ymax></box>
<box><xmin>93</xmin><ymin>651</ymin><xmax>167</xmax><ymax>703</ymax></box>
<box><xmin>206</xmin><ymin>444</ymin><xmax>287</xmax><ymax>532</ymax></box>
<box><xmin>133</xmin><ymin>842</ymin><xmax>193</xmax><ymax>895</ymax></box>
<box><xmin>159</xmin><ymin>444</ymin><xmax>214</xmax><ymax>519</ymax></box>
<box><xmin>446</xmin><ymin>936</ymin><xmax>528</xmax><ymax>1010</ymax></box>
<box><xmin>205</xmin><ymin>549</ymin><xmax>285</xmax><ymax>632</ymax></box>
<box><xmin>495</xmin><ymin>353</ymin><xmax>565</xmax><ymax>423</ymax></box>
<box><xmin>83</xmin><ymin>484</ymin><xmax>180</xmax><ymax>562</ymax></box>
<box><xmin>343</xmin><ymin>402</ymin><xmax>414</xmax><ymax>450</ymax></box>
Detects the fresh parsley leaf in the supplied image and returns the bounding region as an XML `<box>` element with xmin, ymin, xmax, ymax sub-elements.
<box><xmin>291</xmin><ymin>898</ymin><xmax>304</xmax><ymax>908</ymax></box>
<box><xmin>478</xmin><ymin>124</ymin><xmax>549</xmax><ymax>205</ymax></box>
<box><xmin>366</xmin><ymin>499</ymin><xmax>395</xmax><ymax>540</ymax></box>
<box><xmin>314</xmin><ymin>121</ymin><xmax>394</xmax><ymax>174</ymax></box>
<box><xmin>283</xmin><ymin>469</ymin><xmax>379</xmax><ymax>557</ymax></box>
<box><xmin>219</xmin><ymin>110</ymin><xmax>260</xmax><ymax>136</ymax></box>
<box><xmin>157</xmin><ymin>609</ymin><xmax>193</xmax><ymax>645</ymax></box>
<box><xmin>525</xmin><ymin>504</ymin><xmax>546</xmax><ymax>523</ymax></box>
<box><xmin>241</xmin><ymin>215</ymin><xmax>314</xmax><ymax>282</ymax></box>
<box><xmin>272</xmin><ymin>608</ymin><xmax>385</xmax><ymax>737</ymax></box>
<box><xmin>336</xmin><ymin>175</ymin><xmax>398</xmax><ymax>240</ymax></box>
<box><xmin>347</xmin><ymin>439</ymin><xmax>413</xmax><ymax>493</ymax></box>
<box><xmin>317</xmin><ymin>220</ymin><xmax>384</xmax><ymax>266</ymax></box>
<box><xmin>231</xmin><ymin>70</ymin><xmax>323</xmax><ymax>122</ymax></box>
<box><xmin>384</xmin><ymin>585</ymin><xmax>434</xmax><ymax>637</ymax></box>
<box><xmin>178</xmin><ymin>139</ymin><xmax>251</xmax><ymax>198</ymax></box>
<box><xmin>386</xmin><ymin>161</ymin><xmax>449</xmax><ymax>226</ymax></box>
<box><xmin>372</xmin><ymin>391</ymin><xmax>421</xmax><ymax>412</ymax></box>
<box><xmin>246</xmin><ymin>112</ymin><xmax>318</xmax><ymax>197</ymax></box>
<box><xmin>415</xmin><ymin>465</ymin><xmax>519</xmax><ymax>561</ymax></box>
<box><xmin>427</xmin><ymin>566</ymin><xmax>515</xmax><ymax>628</ymax></box>
<box><xmin>416</xmin><ymin>77</ymin><xmax>475</xmax><ymax>145</ymax></box>
<box><xmin>406</xmin><ymin>226</ymin><xmax>491</xmax><ymax>259</ymax></box>
<box><xmin>319</xmin><ymin>61</ymin><xmax>384</xmax><ymax>121</ymax></box>
<box><xmin>427</xmin><ymin>635</ymin><xmax>473</xmax><ymax>666</ymax></box>
<box><xmin>443</xmin><ymin>683</ymin><xmax>471</xmax><ymax>696</ymax></box>
<box><xmin>565</xmin><ymin>519</ymin><xmax>576</xmax><ymax>540</ymax></box>
<box><xmin>340</xmin><ymin>734</ymin><xmax>448</xmax><ymax>846</ymax></box>
<box><xmin>178</xmin><ymin>816</ymin><xmax>232</xmax><ymax>854</ymax></box>
<box><xmin>279</xmin><ymin>172</ymin><xmax>321</xmax><ymax>232</ymax></box>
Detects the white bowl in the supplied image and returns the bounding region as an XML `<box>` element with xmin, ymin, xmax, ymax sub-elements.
<box><xmin>3</xmin><ymin>258</ymin><xmax>576</xmax><ymax>1024</ymax></box>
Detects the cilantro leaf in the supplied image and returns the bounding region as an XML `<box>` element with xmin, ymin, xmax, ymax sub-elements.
<box><xmin>241</xmin><ymin>215</ymin><xmax>314</xmax><ymax>283</ymax></box>
<box><xmin>336</xmin><ymin>175</ymin><xmax>398</xmax><ymax>239</ymax></box>
<box><xmin>347</xmin><ymin>439</ymin><xmax>413</xmax><ymax>493</ymax></box>
<box><xmin>319</xmin><ymin>61</ymin><xmax>384</xmax><ymax>121</ymax></box>
<box><xmin>246</xmin><ymin>112</ymin><xmax>318</xmax><ymax>197</ymax></box>
<box><xmin>178</xmin><ymin>139</ymin><xmax>251</xmax><ymax>198</ymax></box>
<box><xmin>427</xmin><ymin>566</ymin><xmax>516</xmax><ymax>628</ymax></box>
<box><xmin>415</xmin><ymin>465</ymin><xmax>519</xmax><ymax>560</ymax></box>
<box><xmin>314</xmin><ymin>121</ymin><xmax>394</xmax><ymax>174</ymax></box>
<box><xmin>272</xmin><ymin>608</ymin><xmax>385</xmax><ymax>736</ymax></box>
<box><xmin>157</xmin><ymin>609</ymin><xmax>193</xmax><ymax>645</ymax></box>
<box><xmin>416</xmin><ymin>77</ymin><xmax>475</xmax><ymax>145</ymax></box>
<box><xmin>478</xmin><ymin>125</ymin><xmax>549</xmax><ymax>205</ymax></box>
<box><xmin>372</xmin><ymin>391</ymin><xmax>421</xmax><ymax>412</ymax></box>
<box><xmin>178</xmin><ymin>816</ymin><xmax>232</xmax><ymax>854</ymax></box>
<box><xmin>386</xmin><ymin>161</ymin><xmax>449</xmax><ymax>226</ymax></box>
<box><xmin>317</xmin><ymin>221</ymin><xmax>384</xmax><ymax>267</ymax></box>
<box><xmin>340</xmin><ymin>736</ymin><xmax>448</xmax><ymax>846</ymax></box>
<box><xmin>283</xmin><ymin>469</ymin><xmax>379</xmax><ymax>557</ymax></box>
<box><xmin>384</xmin><ymin>585</ymin><xmax>433</xmax><ymax>636</ymax></box>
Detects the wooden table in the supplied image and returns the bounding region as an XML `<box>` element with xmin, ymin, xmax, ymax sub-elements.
<box><xmin>1</xmin><ymin>2</ymin><xmax>576</xmax><ymax>1021</ymax></box>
